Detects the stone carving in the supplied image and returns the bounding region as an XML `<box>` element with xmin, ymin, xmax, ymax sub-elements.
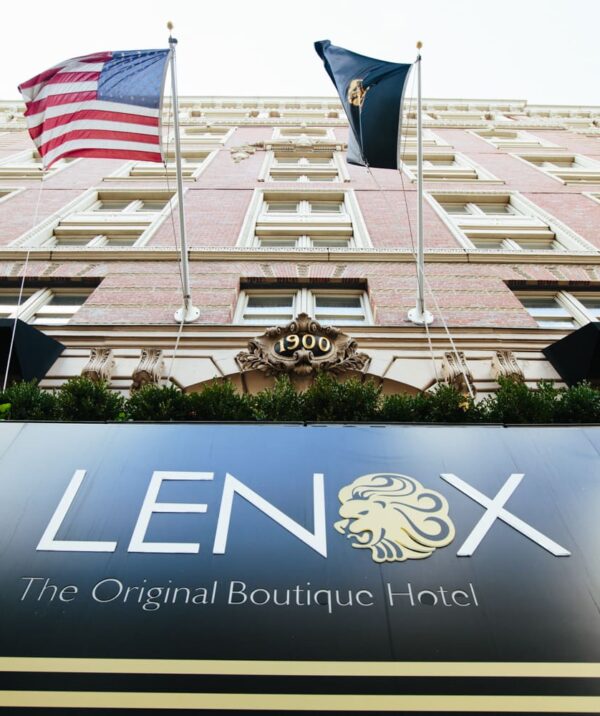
<box><xmin>236</xmin><ymin>313</ymin><xmax>370</xmax><ymax>377</ymax></box>
<box><xmin>229</xmin><ymin>142</ymin><xmax>263</xmax><ymax>162</ymax></box>
<box><xmin>491</xmin><ymin>350</ymin><xmax>524</xmax><ymax>382</ymax></box>
<box><xmin>441</xmin><ymin>351</ymin><xmax>474</xmax><ymax>394</ymax></box>
<box><xmin>132</xmin><ymin>348</ymin><xmax>164</xmax><ymax>390</ymax></box>
<box><xmin>81</xmin><ymin>348</ymin><xmax>114</xmax><ymax>383</ymax></box>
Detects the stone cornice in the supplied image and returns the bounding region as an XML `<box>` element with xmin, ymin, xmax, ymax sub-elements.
<box><xmin>0</xmin><ymin>247</ymin><xmax>600</xmax><ymax>264</ymax></box>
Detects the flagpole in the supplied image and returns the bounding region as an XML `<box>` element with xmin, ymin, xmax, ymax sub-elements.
<box><xmin>408</xmin><ymin>41</ymin><xmax>433</xmax><ymax>326</ymax></box>
<box><xmin>168</xmin><ymin>22</ymin><xmax>200</xmax><ymax>323</ymax></box>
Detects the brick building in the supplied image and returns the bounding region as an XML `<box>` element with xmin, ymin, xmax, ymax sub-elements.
<box><xmin>0</xmin><ymin>96</ymin><xmax>599</xmax><ymax>396</ymax></box>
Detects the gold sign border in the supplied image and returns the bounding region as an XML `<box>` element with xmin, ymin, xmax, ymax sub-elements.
<box><xmin>1</xmin><ymin>657</ymin><xmax>600</xmax><ymax>678</ymax></box>
<box><xmin>0</xmin><ymin>690</ymin><xmax>598</xmax><ymax>712</ymax></box>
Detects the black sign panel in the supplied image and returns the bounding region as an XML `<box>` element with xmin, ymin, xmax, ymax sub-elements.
<box><xmin>0</xmin><ymin>423</ymin><xmax>599</xmax><ymax>712</ymax></box>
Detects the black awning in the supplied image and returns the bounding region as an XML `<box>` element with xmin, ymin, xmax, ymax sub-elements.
<box><xmin>542</xmin><ymin>322</ymin><xmax>600</xmax><ymax>386</ymax></box>
<box><xmin>0</xmin><ymin>319</ymin><xmax>65</xmax><ymax>384</ymax></box>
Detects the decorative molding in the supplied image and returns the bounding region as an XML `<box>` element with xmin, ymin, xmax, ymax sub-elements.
<box><xmin>132</xmin><ymin>348</ymin><xmax>164</xmax><ymax>390</ymax></box>
<box><xmin>230</xmin><ymin>143</ymin><xmax>263</xmax><ymax>163</ymax></box>
<box><xmin>441</xmin><ymin>351</ymin><xmax>475</xmax><ymax>394</ymax></box>
<box><xmin>491</xmin><ymin>350</ymin><xmax>524</xmax><ymax>382</ymax></box>
<box><xmin>81</xmin><ymin>347</ymin><xmax>114</xmax><ymax>383</ymax></box>
<box><xmin>236</xmin><ymin>313</ymin><xmax>370</xmax><ymax>377</ymax></box>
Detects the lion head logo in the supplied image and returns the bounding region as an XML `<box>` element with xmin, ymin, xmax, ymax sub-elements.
<box><xmin>335</xmin><ymin>473</ymin><xmax>455</xmax><ymax>563</ymax></box>
<box><xmin>347</xmin><ymin>78</ymin><xmax>367</xmax><ymax>107</ymax></box>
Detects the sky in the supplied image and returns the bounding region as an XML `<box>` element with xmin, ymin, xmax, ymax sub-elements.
<box><xmin>3</xmin><ymin>0</ymin><xmax>600</xmax><ymax>105</ymax></box>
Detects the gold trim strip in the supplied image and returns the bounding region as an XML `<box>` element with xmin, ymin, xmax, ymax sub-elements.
<box><xmin>0</xmin><ymin>690</ymin><xmax>599</xmax><ymax>712</ymax></box>
<box><xmin>1</xmin><ymin>657</ymin><xmax>599</xmax><ymax>678</ymax></box>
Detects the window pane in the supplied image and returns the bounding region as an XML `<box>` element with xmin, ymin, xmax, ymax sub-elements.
<box><xmin>441</xmin><ymin>203</ymin><xmax>469</xmax><ymax>214</ymax></box>
<box><xmin>0</xmin><ymin>290</ymin><xmax>34</xmax><ymax>305</ymax></box>
<box><xmin>311</xmin><ymin>238</ymin><xmax>350</xmax><ymax>248</ymax></box>
<box><xmin>105</xmin><ymin>238</ymin><xmax>138</xmax><ymax>247</ymax></box>
<box><xmin>477</xmin><ymin>203</ymin><xmax>512</xmax><ymax>214</ymax></box>
<box><xmin>266</xmin><ymin>202</ymin><xmax>298</xmax><ymax>213</ymax></box>
<box><xmin>96</xmin><ymin>201</ymin><xmax>130</xmax><ymax>212</ymax></box>
<box><xmin>247</xmin><ymin>296</ymin><xmax>294</xmax><ymax>308</ymax></box>
<box><xmin>310</xmin><ymin>202</ymin><xmax>342</xmax><ymax>213</ymax></box>
<box><xmin>520</xmin><ymin>297</ymin><xmax>569</xmax><ymax>316</ymax></box>
<box><xmin>45</xmin><ymin>293</ymin><xmax>89</xmax><ymax>306</ymax></box>
<box><xmin>314</xmin><ymin>296</ymin><xmax>362</xmax><ymax>309</ymax></box>
<box><xmin>257</xmin><ymin>238</ymin><xmax>298</xmax><ymax>247</ymax></box>
<box><xmin>576</xmin><ymin>297</ymin><xmax>600</xmax><ymax>318</ymax></box>
<box><xmin>471</xmin><ymin>239</ymin><xmax>506</xmax><ymax>249</ymax></box>
<box><xmin>512</xmin><ymin>239</ymin><xmax>558</xmax><ymax>251</ymax></box>
<box><xmin>138</xmin><ymin>201</ymin><xmax>167</xmax><ymax>212</ymax></box>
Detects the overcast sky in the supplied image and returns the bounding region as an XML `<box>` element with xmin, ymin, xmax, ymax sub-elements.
<box><xmin>3</xmin><ymin>0</ymin><xmax>599</xmax><ymax>105</ymax></box>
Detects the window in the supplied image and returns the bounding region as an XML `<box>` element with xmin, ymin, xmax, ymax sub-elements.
<box><xmin>516</xmin><ymin>291</ymin><xmax>600</xmax><ymax>329</ymax></box>
<box><xmin>401</xmin><ymin>152</ymin><xmax>500</xmax><ymax>183</ymax></box>
<box><xmin>399</xmin><ymin>127</ymin><xmax>448</xmax><ymax>150</ymax></box>
<box><xmin>430</xmin><ymin>192</ymin><xmax>592</xmax><ymax>252</ymax></box>
<box><xmin>472</xmin><ymin>129</ymin><xmax>558</xmax><ymax>149</ymax></box>
<box><xmin>0</xmin><ymin>150</ymin><xmax>76</xmax><ymax>178</ymax></box>
<box><xmin>237</xmin><ymin>190</ymin><xmax>371</xmax><ymax>249</ymax></box>
<box><xmin>235</xmin><ymin>288</ymin><xmax>371</xmax><ymax>325</ymax></box>
<box><xmin>114</xmin><ymin>150</ymin><xmax>215</xmax><ymax>180</ymax></box>
<box><xmin>261</xmin><ymin>150</ymin><xmax>349</xmax><ymax>183</ymax></box>
<box><xmin>16</xmin><ymin>190</ymin><xmax>176</xmax><ymax>248</ymax></box>
<box><xmin>0</xmin><ymin>287</ymin><xmax>92</xmax><ymax>325</ymax></box>
<box><xmin>272</xmin><ymin>127</ymin><xmax>337</xmax><ymax>143</ymax></box>
<box><xmin>180</xmin><ymin>127</ymin><xmax>234</xmax><ymax>145</ymax></box>
<box><xmin>516</xmin><ymin>153</ymin><xmax>600</xmax><ymax>184</ymax></box>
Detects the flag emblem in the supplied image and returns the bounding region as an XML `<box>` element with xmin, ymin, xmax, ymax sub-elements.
<box><xmin>18</xmin><ymin>49</ymin><xmax>170</xmax><ymax>168</ymax></box>
<box><xmin>347</xmin><ymin>79</ymin><xmax>366</xmax><ymax>107</ymax></box>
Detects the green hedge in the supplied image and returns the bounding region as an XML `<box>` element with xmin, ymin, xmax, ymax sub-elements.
<box><xmin>1</xmin><ymin>375</ymin><xmax>600</xmax><ymax>424</ymax></box>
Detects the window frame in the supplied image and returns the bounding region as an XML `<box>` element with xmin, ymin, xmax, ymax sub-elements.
<box><xmin>234</xmin><ymin>287</ymin><xmax>373</xmax><ymax>326</ymax></box>
<box><xmin>13</xmin><ymin>188</ymin><xmax>178</xmax><ymax>249</ymax></box>
<box><xmin>513</xmin><ymin>152</ymin><xmax>600</xmax><ymax>185</ymax></box>
<box><xmin>469</xmin><ymin>128</ymin><xmax>560</xmax><ymax>149</ymax></box>
<box><xmin>259</xmin><ymin>149</ymin><xmax>350</xmax><ymax>183</ymax></box>
<box><xmin>400</xmin><ymin>151</ymin><xmax>501</xmax><ymax>183</ymax></box>
<box><xmin>106</xmin><ymin>148</ymin><xmax>218</xmax><ymax>181</ymax></box>
<box><xmin>0</xmin><ymin>150</ymin><xmax>79</xmax><ymax>178</ymax></box>
<box><xmin>428</xmin><ymin>190</ymin><xmax>595</xmax><ymax>253</ymax></box>
<box><xmin>515</xmin><ymin>290</ymin><xmax>600</xmax><ymax>329</ymax></box>
<box><xmin>236</xmin><ymin>188</ymin><xmax>372</xmax><ymax>249</ymax></box>
<box><xmin>0</xmin><ymin>286</ymin><xmax>92</xmax><ymax>326</ymax></box>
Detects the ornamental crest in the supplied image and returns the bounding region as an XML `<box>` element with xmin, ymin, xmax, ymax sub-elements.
<box><xmin>335</xmin><ymin>473</ymin><xmax>455</xmax><ymax>563</ymax></box>
<box><xmin>236</xmin><ymin>313</ymin><xmax>370</xmax><ymax>377</ymax></box>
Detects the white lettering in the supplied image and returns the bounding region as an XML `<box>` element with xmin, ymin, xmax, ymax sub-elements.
<box><xmin>128</xmin><ymin>471</ymin><xmax>214</xmax><ymax>554</ymax></box>
<box><xmin>37</xmin><ymin>470</ymin><xmax>117</xmax><ymax>552</ymax></box>
<box><xmin>440</xmin><ymin>473</ymin><xmax>571</xmax><ymax>557</ymax></box>
<box><xmin>213</xmin><ymin>473</ymin><xmax>327</xmax><ymax>557</ymax></box>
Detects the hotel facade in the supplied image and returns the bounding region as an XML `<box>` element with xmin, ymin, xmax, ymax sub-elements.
<box><xmin>0</xmin><ymin>95</ymin><xmax>600</xmax><ymax>395</ymax></box>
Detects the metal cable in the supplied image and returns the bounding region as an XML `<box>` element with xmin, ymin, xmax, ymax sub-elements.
<box><xmin>2</xmin><ymin>179</ymin><xmax>45</xmax><ymax>391</ymax></box>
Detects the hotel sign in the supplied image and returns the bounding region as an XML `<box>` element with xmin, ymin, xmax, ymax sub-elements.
<box><xmin>1</xmin><ymin>422</ymin><xmax>599</xmax><ymax>712</ymax></box>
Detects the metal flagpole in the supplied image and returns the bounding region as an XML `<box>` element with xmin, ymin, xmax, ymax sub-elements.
<box><xmin>168</xmin><ymin>22</ymin><xmax>200</xmax><ymax>323</ymax></box>
<box><xmin>408</xmin><ymin>41</ymin><xmax>433</xmax><ymax>326</ymax></box>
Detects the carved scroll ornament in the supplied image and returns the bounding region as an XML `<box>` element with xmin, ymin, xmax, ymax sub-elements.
<box><xmin>236</xmin><ymin>313</ymin><xmax>370</xmax><ymax>377</ymax></box>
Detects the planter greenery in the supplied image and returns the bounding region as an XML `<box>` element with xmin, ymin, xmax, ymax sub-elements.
<box><xmin>57</xmin><ymin>377</ymin><xmax>125</xmax><ymax>421</ymax></box>
<box><xmin>1</xmin><ymin>375</ymin><xmax>599</xmax><ymax>424</ymax></box>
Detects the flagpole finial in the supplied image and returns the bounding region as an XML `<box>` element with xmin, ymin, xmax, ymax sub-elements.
<box><xmin>167</xmin><ymin>21</ymin><xmax>174</xmax><ymax>31</ymax></box>
<box><xmin>416</xmin><ymin>41</ymin><xmax>423</xmax><ymax>49</ymax></box>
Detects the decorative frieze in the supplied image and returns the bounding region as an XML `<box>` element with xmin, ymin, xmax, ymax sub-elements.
<box><xmin>236</xmin><ymin>313</ymin><xmax>370</xmax><ymax>377</ymax></box>
<box><xmin>81</xmin><ymin>348</ymin><xmax>114</xmax><ymax>383</ymax></box>
<box><xmin>131</xmin><ymin>349</ymin><xmax>164</xmax><ymax>390</ymax></box>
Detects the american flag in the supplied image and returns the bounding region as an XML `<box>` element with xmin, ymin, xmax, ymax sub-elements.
<box><xmin>18</xmin><ymin>49</ymin><xmax>171</xmax><ymax>168</ymax></box>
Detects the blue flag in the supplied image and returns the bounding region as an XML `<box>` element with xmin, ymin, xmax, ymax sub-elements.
<box><xmin>315</xmin><ymin>40</ymin><xmax>412</xmax><ymax>170</ymax></box>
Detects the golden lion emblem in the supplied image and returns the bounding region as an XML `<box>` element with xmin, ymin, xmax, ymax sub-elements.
<box><xmin>347</xmin><ymin>78</ymin><xmax>366</xmax><ymax>107</ymax></box>
<box><xmin>335</xmin><ymin>473</ymin><xmax>455</xmax><ymax>563</ymax></box>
